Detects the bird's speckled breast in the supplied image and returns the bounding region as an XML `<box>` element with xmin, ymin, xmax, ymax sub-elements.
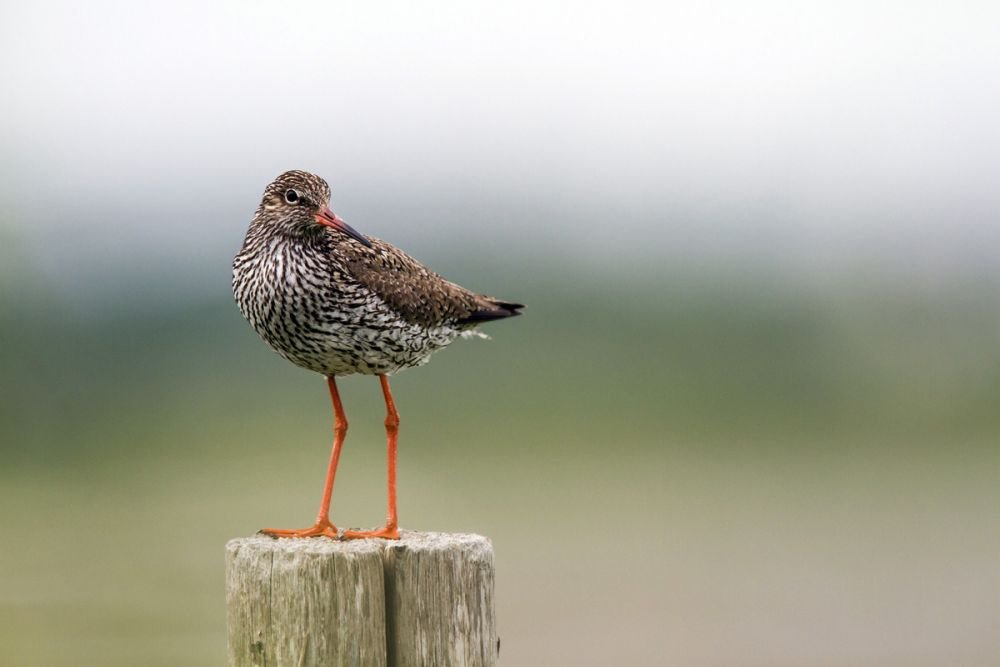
<box><xmin>233</xmin><ymin>234</ymin><xmax>461</xmax><ymax>376</ymax></box>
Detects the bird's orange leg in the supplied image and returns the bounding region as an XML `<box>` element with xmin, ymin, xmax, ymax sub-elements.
<box><xmin>343</xmin><ymin>374</ymin><xmax>401</xmax><ymax>540</ymax></box>
<box><xmin>260</xmin><ymin>376</ymin><xmax>346</xmax><ymax>539</ymax></box>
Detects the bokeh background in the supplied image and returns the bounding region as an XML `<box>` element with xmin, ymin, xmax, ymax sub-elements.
<box><xmin>3</xmin><ymin>2</ymin><xmax>999</xmax><ymax>665</ymax></box>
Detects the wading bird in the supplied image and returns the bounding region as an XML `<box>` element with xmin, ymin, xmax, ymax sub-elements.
<box><xmin>233</xmin><ymin>170</ymin><xmax>522</xmax><ymax>539</ymax></box>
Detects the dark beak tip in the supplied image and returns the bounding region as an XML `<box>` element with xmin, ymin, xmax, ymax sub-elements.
<box><xmin>316</xmin><ymin>208</ymin><xmax>372</xmax><ymax>248</ymax></box>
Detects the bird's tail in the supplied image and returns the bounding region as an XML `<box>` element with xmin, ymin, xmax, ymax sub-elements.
<box><xmin>458</xmin><ymin>298</ymin><xmax>524</xmax><ymax>325</ymax></box>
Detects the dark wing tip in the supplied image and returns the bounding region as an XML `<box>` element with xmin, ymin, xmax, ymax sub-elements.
<box><xmin>492</xmin><ymin>300</ymin><xmax>526</xmax><ymax>313</ymax></box>
<box><xmin>457</xmin><ymin>299</ymin><xmax>524</xmax><ymax>325</ymax></box>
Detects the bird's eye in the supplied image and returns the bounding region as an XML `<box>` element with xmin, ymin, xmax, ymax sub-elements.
<box><xmin>284</xmin><ymin>189</ymin><xmax>300</xmax><ymax>204</ymax></box>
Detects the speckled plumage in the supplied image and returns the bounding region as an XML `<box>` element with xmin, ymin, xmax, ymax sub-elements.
<box><xmin>232</xmin><ymin>170</ymin><xmax>522</xmax><ymax>377</ymax></box>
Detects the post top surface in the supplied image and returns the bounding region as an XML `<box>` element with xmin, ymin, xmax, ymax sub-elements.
<box><xmin>227</xmin><ymin>530</ymin><xmax>493</xmax><ymax>557</ymax></box>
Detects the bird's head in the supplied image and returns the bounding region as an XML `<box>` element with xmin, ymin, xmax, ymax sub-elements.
<box><xmin>257</xmin><ymin>170</ymin><xmax>372</xmax><ymax>247</ymax></box>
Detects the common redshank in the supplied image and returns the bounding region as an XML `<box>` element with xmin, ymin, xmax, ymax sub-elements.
<box><xmin>232</xmin><ymin>170</ymin><xmax>522</xmax><ymax>539</ymax></box>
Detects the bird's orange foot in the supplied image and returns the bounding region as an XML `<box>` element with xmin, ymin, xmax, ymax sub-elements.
<box><xmin>259</xmin><ymin>518</ymin><xmax>339</xmax><ymax>539</ymax></box>
<box><xmin>342</xmin><ymin>524</ymin><xmax>400</xmax><ymax>540</ymax></box>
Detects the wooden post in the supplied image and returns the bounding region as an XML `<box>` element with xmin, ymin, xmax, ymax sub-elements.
<box><xmin>226</xmin><ymin>531</ymin><xmax>497</xmax><ymax>667</ymax></box>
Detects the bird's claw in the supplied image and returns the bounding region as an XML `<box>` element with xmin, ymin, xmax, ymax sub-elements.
<box><xmin>258</xmin><ymin>519</ymin><xmax>340</xmax><ymax>539</ymax></box>
<box><xmin>341</xmin><ymin>524</ymin><xmax>400</xmax><ymax>540</ymax></box>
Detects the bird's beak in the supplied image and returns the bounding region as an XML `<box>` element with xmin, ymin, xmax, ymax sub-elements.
<box><xmin>315</xmin><ymin>207</ymin><xmax>373</xmax><ymax>248</ymax></box>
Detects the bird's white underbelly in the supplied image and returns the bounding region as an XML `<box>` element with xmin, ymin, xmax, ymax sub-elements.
<box><xmin>294</xmin><ymin>316</ymin><xmax>461</xmax><ymax>376</ymax></box>
<box><xmin>266</xmin><ymin>288</ymin><xmax>458</xmax><ymax>376</ymax></box>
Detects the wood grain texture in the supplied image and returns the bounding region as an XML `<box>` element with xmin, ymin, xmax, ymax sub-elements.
<box><xmin>385</xmin><ymin>532</ymin><xmax>497</xmax><ymax>667</ymax></box>
<box><xmin>226</xmin><ymin>531</ymin><xmax>497</xmax><ymax>667</ymax></box>
<box><xmin>226</xmin><ymin>536</ymin><xmax>387</xmax><ymax>667</ymax></box>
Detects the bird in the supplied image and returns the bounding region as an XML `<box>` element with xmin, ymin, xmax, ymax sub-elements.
<box><xmin>232</xmin><ymin>170</ymin><xmax>523</xmax><ymax>540</ymax></box>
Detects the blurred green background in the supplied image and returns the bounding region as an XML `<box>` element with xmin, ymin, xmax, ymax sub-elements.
<box><xmin>3</xmin><ymin>3</ymin><xmax>999</xmax><ymax>666</ymax></box>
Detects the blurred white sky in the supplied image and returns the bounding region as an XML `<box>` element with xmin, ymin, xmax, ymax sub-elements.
<box><xmin>2</xmin><ymin>1</ymin><xmax>999</xmax><ymax>293</ymax></box>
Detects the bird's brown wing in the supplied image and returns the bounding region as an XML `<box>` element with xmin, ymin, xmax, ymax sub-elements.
<box><xmin>339</xmin><ymin>237</ymin><xmax>522</xmax><ymax>328</ymax></box>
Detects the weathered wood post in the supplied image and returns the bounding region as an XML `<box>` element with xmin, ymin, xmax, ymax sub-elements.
<box><xmin>226</xmin><ymin>531</ymin><xmax>498</xmax><ymax>667</ymax></box>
